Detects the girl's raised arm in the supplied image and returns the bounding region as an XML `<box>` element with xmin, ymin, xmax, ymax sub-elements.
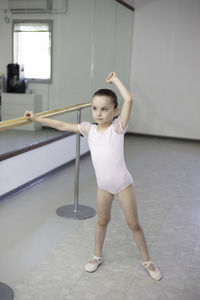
<box><xmin>24</xmin><ymin>111</ymin><xmax>80</xmax><ymax>133</ymax></box>
<box><xmin>106</xmin><ymin>72</ymin><xmax>132</xmax><ymax>130</ymax></box>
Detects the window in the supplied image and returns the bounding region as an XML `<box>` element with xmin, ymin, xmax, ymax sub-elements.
<box><xmin>13</xmin><ymin>20</ymin><xmax>52</xmax><ymax>82</ymax></box>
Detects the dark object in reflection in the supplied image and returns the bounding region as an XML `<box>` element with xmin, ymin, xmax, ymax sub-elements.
<box><xmin>7</xmin><ymin>63</ymin><xmax>26</xmax><ymax>93</ymax></box>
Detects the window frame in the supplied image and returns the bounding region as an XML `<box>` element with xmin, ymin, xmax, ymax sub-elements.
<box><xmin>12</xmin><ymin>19</ymin><xmax>53</xmax><ymax>83</ymax></box>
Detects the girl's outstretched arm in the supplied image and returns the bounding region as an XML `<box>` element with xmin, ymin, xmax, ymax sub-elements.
<box><xmin>24</xmin><ymin>111</ymin><xmax>80</xmax><ymax>133</ymax></box>
<box><xmin>106</xmin><ymin>72</ymin><xmax>132</xmax><ymax>130</ymax></box>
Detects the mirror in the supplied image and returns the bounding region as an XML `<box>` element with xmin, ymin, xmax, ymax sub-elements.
<box><xmin>0</xmin><ymin>0</ymin><xmax>133</xmax><ymax>158</ymax></box>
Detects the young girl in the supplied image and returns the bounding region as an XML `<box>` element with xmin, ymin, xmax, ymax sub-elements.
<box><xmin>24</xmin><ymin>72</ymin><xmax>162</xmax><ymax>280</ymax></box>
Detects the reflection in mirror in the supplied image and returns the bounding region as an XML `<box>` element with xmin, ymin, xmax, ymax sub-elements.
<box><xmin>0</xmin><ymin>110</ymin><xmax>80</xmax><ymax>156</ymax></box>
<box><xmin>0</xmin><ymin>0</ymin><xmax>133</xmax><ymax>159</ymax></box>
<box><xmin>0</xmin><ymin>124</ymin><xmax>60</xmax><ymax>155</ymax></box>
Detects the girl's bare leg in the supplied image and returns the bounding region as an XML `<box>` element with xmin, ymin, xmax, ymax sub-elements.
<box><xmin>90</xmin><ymin>189</ymin><xmax>114</xmax><ymax>263</ymax></box>
<box><xmin>118</xmin><ymin>184</ymin><xmax>155</xmax><ymax>271</ymax></box>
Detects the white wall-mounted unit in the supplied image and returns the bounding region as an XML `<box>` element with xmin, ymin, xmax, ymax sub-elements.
<box><xmin>8</xmin><ymin>0</ymin><xmax>68</xmax><ymax>14</ymax></box>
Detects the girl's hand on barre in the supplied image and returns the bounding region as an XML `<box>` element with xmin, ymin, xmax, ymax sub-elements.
<box><xmin>106</xmin><ymin>72</ymin><xmax>118</xmax><ymax>83</ymax></box>
<box><xmin>24</xmin><ymin>111</ymin><xmax>37</xmax><ymax>121</ymax></box>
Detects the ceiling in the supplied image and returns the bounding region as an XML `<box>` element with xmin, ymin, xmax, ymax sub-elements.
<box><xmin>124</xmin><ymin>0</ymin><xmax>155</xmax><ymax>10</ymax></box>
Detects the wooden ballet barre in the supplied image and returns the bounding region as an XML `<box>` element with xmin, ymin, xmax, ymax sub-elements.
<box><xmin>0</xmin><ymin>102</ymin><xmax>92</xmax><ymax>131</ymax></box>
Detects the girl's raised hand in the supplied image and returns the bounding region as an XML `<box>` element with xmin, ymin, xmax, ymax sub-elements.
<box><xmin>106</xmin><ymin>72</ymin><xmax>117</xmax><ymax>83</ymax></box>
<box><xmin>24</xmin><ymin>111</ymin><xmax>36</xmax><ymax>121</ymax></box>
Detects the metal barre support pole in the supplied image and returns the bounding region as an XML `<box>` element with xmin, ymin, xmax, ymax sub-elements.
<box><xmin>74</xmin><ymin>109</ymin><xmax>81</xmax><ymax>213</ymax></box>
<box><xmin>56</xmin><ymin>109</ymin><xmax>96</xmax><ymax>219</ymax></box>
<box><xmin>0</xmin><ymin>282</ymin><xmax>14</xmax><ymax>300</ymax></box>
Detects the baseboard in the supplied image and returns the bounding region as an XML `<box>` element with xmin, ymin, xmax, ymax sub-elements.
<box><xmin>127</xmin><ymin>132</ymin><xmax>200</xmax><ymax>143</ymax></box>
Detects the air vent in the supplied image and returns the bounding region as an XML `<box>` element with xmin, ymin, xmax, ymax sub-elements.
<box><xmin>8</xmin><ymin>0</ymin><xmax>67</xmax><ymax>14</ymax></box>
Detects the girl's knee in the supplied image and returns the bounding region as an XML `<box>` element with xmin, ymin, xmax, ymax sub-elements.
<box><xmin>127</xmin><ymin>220</ymin><xmax>140</xmax><ymax>232</ymax></box>
<box><xmin>97</xmin><ymin>216</ymin><xmax>110</xmax><ymax>227</ymax></box>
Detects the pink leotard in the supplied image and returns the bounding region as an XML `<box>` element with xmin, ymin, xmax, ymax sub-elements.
<box><xmin>78</xmin><ymin>116</ymin><xmax>133</xmax><ymax>195</ymax></box>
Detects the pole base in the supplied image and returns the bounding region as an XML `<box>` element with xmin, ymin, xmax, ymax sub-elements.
<box><xmin>56</xmin><ymin>204</ymin><xmax>96</xmax><ymax>220</ymax></box>
<box><xmin>0</xmin><ymin>283</ymin><xmax>14</xmax><ymax>300</ymax></box>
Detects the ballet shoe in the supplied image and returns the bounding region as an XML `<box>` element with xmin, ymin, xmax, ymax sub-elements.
<box><xmin>141</xmin><ymin>260</ymin><xmax>162</xmax><ymax>281</ymax></box>
<box><xmin>85</xmin><ymin>256</ymin><xmax>103</xmax><ymax>272</ymax></box>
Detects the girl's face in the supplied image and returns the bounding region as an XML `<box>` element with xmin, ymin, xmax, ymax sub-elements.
<box><xmin>92</xmin><ymin>95</ymin><xmax>118</xmax><ymax>126</ymax></box>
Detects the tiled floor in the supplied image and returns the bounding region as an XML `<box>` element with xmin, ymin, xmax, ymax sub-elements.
<box><xmin>0</xmin><ymin>135</ymin><xmax>200</xmax><ymax>300</ymax></box>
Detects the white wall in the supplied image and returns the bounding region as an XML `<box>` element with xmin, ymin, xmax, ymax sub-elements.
<box><xmin>90</xmin><ymin>0</ymin><xmax>133</xmax><ymax>115</ymax></box>
<box><xmin>129</xmin><ymin>0</ymin><xmax>200</xmax><ymax>139</ymax></box>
